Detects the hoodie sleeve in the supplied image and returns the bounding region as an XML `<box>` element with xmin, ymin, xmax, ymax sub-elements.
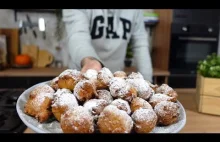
<box><xmin>62</xmin><ymin>9</ymin><xmax>102</xmax><ymax>69</ymax></box>
<box><xmin>130</xmin><ymin>10</ymin><xmax>153</xmax><ymax>82</ymax></box>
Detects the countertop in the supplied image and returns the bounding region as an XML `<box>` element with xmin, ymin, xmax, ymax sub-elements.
<box><xmin>0</xmin><ymin>67</ymin><xmax>170</xmax><ymax>77</ymax></box>
<box><xmin>23</xmin><ymin>88</ymin><xmax>220</xmax><ymax>133</ymax></box>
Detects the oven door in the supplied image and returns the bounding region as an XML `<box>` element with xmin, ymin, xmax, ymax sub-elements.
<box><xmin>169</xmin><ymin>35</ymin><xmax>218</xmax><ymax>74</ymax></box>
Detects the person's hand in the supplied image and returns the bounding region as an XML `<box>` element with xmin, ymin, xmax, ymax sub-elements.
<box><xmin>81</xmin><ymin>57</ymin><xmax>102</xmax><ymax>73</ymax></box>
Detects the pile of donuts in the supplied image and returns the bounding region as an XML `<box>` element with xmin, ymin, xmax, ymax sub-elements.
<box><xmin>24</xmin><ymin>67</ymin><xmax>180</xmax><ymax>133</ymax></box>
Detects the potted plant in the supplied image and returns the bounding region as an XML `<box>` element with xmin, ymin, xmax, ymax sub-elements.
<box><xmin>196</xmin><ymin>53</ymin><xmax>220</xmax><ymax>115</ymax></box>
<box><xmin>124</xmin><ymin>43</ymin><xmax>133</xmax><ymax>67</ymax></box>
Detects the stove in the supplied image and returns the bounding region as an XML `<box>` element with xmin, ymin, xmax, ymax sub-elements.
<box><xmin>0</xmin><ymin>89</ymin><xmax>27</xmax><ymax>133</ymax></box>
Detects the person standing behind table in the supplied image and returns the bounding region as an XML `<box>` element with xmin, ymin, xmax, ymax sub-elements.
<box><xmin>62</xmin><ymin>9</ymin><xmax>153</xmax><ymax>82</ymax></box>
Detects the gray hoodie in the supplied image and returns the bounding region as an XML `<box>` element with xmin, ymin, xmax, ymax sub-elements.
<box><xmin>62</xmin><ymin>9</ymin><xmax>153</xmax><ymax>82</ymax></box>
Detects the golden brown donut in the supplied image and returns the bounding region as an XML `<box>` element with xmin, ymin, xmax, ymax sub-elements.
<box><xmin>96</xmin><ymin>89</ymin><xmax>113</xmax><ymax>104</ymax></box>
<box><xmin>156</xmin><ymin>84</ymin><xmax>178</xmax><ymax>101</ymax></box>
<box><xmin>96</xmin><ymin>67</ymin><xmax>114</xmax><ymax>89</ymax></box>
<box><xmin>60</xmin><ymin>106</ymin><xmax>95</xmax><ymax>133</ymax></box>
<box><xmin>83</xmin><ymin>99</ymin><xmax>108</xmax><ymax>116</ymax></box>
<box><xmin>73</xmin><ymin>79</ymin><xmax>97</xmax><ymax>102</ymax></box>
<box><xmin>130</xmin><ymin>97</ymin><xmax>152</xmax><ymax>113</ymax></box>
<box><xmin>24</xmin><ymin>84</ymin><xmax>55</xmax><ymax>123</ymax></box>
<box><xmin>51</xmin><ymin>89</ymin><xmax>78</xmax><ymax>121</ymax></box>
<box><xmin>111</xmin><ymin>99</ymin><xmax>131</xmax><ymax>115</ymax></box>
<box><xmin>83</xmin><ymin>69</ymin><xmax>98</xmax><ymax>80</ymax></box>
<box><xmin>109</xmin><ymin>77</ymin><xmax>137</xmax><ymax>102</ymax></box>
<box><xmin>113</xmin><ymin>71</ymin><xmax>127</xmax><ymax>78</ymax></box>
<box><xmin>154</xmin><ymin>101</ymin><xmax>180</xmax><ymax>126</ymax></box>
<box><xmin>58</xmin><ymin>69</ymin><xmax>83</xmax><ymax>91</ymax></box>
<box><xmin>126</xmin><ymin>78</ymin><xmax>153</xmax><ymax>100</ymax></box>
<box><xmin>146</xmin><ymin>80</ymin><xmax>159</xmax><ymax>92</ymax></box>
<box><xmin>131</xmin><ymin>108</ymin><xmax>158</xmax><ymax>133</ymax></box>
<box><xmin>50</xmin><ymin>77</ymin><xmax>59</xmax><ymax>91</ymax></box>
<box><xmin>97</xmin><ymin>105</ymin><xmax>133</xmax><ymax>133</ymax></box>
<box><xmin>148</xmin><ymin>93</ymin><xmax>176</xmax><ymax>108</ymax></box>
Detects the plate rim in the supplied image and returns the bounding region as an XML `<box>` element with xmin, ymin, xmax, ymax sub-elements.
<box><xmin>16</xmin><ymin>81</ymin><xmax>187</xmax><ymax>133</ymax></box>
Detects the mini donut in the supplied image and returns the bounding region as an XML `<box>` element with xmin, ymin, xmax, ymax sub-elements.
<box><xmin>83</xmin><ymin>69</ymin><xmax>98</xmax><ymax>80</ymax></box>
<box><xmin>126</xmin><ymin>78</ymin><xmax>152</xmax><ymax>100</ymax></box>
<box><xmin>148</xmin><ymin>93</ymin><xmax>176</xmax><ymax>108</ymax></box>
<box><xmin>156</xmin><ymin>84</ymin><xmax>178</xmax><ymax>101</ymax></box>
<box><xmin>73</xmin><ymin>79</ymin><xmax>97</xmax><ymax>102</ymax></box>
<box><xmin>127</xmin><ymin>72</ymin><xmax>144</xmax><ymax>80</ymax></box>
<box><xmin>97</xmin><ymin>105</ymin><xmax>133</xmax><ymax>133</ymax></box>
<box><xmin>50</xmin><ymin>77</ymin><xmax>59</xmax><ymax>90</ymax></box>
<box><xmin>58</xmin><ymin>69</ymin><xmax>83</xmax><ymax>91</ymax></box>
<box><xmin>113</xmin><ymin>71</ymin><xmax>127</xmax><ymax>78</ymax></box>
<box><xmin>51</xmin><ymin>89</ymin><xmax>79</xmax><ymax>121</ymax></box>
<box><xmin>130</xmin><ymin>97</ymin><xmax>152</xmax><ymax>113</ymax></box>
<box><xmin>109</xmin><ymin>77</ymin><xmax>137</xmax><ymax>102</ymax></box>
<box><xmin>60</xmin><ymin>106</ymin><xmax>95</xmax><ymax>133</ymax></box>
<box><xmin>131</xmin><ymin>108</ymin><xmax>157</xmax><ymax>133</ymax></box>
<box><xmin>83</xmin><ymin>99</ymin><xmax>108</xmax><ymax>116</ymax></box>
<box><xmin>146</xmin><ymin>80</ymin><xmax>159</xmax><ymax>92</ymax></box>
<box><xmin>24</xmin><ymin>84</ymin><xmax>55</xmax><ymax>123</ymax></box>
<box><xmin>111</xmin><ymin>99</ymin><xmax>131</xmax><ymax>115</ymax></box>
<box><xmin>96</xmin><ymin>90</ymin><xmax>113</xmax><ymax>104</ymax></box>
<box><xmin>96</xmin><ymin>67</ymin><xmax>114</xmax><ymax>89</ymax></box>
<box><xmin>154</xmin><ymin>101</ymin><xmax>180</xmax><ymax>126</ymax></box>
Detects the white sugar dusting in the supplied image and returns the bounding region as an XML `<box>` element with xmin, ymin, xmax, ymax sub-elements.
<box><xmin>54</xmin><ymin>88</ymin><xmax>72</xmax><ymax>96</ymax></box>
<box><xmin>111</xmin><ymin>99</ymin><xmax>131</xmax><ymax>114</ymax></box>
<box><xmin>149</xmin><ymin>93</ymin><xmax>173</xmax><ymax>105</ymax></box>
<box><xmin>61</xmin><ymin>106</ymin><xmax>94</xmax><ymax>132</ymax></box>
<box><xmin>83</xmin><ymin>99</ymin><xmax>108</xmax><ymax>115</ymax></box>
<box><xmin>97</xmin><ymin>67</ymin><xmax>114</xmax><ymax>85</ymax></box>
<box><xmin>33</xmin><ymin>92</ymin><xmax>53</xmax><ymax>111</ymax></box>
<box><xmin>154</xmin><ymin>101</ymin><xmax>180</xmax><ymax>118</ymax></box>
<box><xmin>84</xmin><ymin>69</ymin><xmax>98</xmax><ymax>80</ymax></box>
<box><xmin>96</xmin><ymin>90</ymin><xmax>113</xmax><ymax>104</ymax></box>
<box><xmin>109</xmin><ymin>77</ymin><xmax>130</xmax><ymax>98</ymax></box>
<box><xmin>52</xmin><ymin>92</ymin><xmax>78</xmax><ymax>109</ymax></box>
<box><xmin>113</xmin><ymin>71</ymin><xmax>127</xmax><ymax>78</ymax></box>
<box><xmin>156</xmin><ymin>84</ymin><xmax>173</xmax><ymax>94</ymax></box>
<box><xmin>100</xmin><ymin>105</ymin><xmax>133</xmax><ymax>133</ymax></box>
<box><xmin>132</xmin><ymin>108</ymin><xmax>157</xmax><ymax>123</ymax></box>
<box><xmin>126</xmin><ymin>78</ymin><xmax>151</xmax><ymax>100</ymax></box>
<box><xmin>31</xmin><ymin>84</ymin><xmax>55</xmax><ymax>96</ymax></box>
<box><xmin>132</xmin><ymin>97</ymin><xmax>153</xmax><ymax>110</ymax></box>
<box><xmin>127</xmin><ymin>72</ymin><xmax>144</xmax><ymax>80</ymax></box>
<box><xmin>59</xmin><ymin>69</ymin><xmax>82</xmax><ymax>80</ymax></box>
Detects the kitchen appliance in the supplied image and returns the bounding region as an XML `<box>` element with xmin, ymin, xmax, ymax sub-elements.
<box><xmin>168</xmin><ymin>23</ymin><xmax>219</xmax><ymax>88</ymax></box>
<box><xmin>0</xmin><ymin>89</ymin><xmax>27</xmax><ymax>133</ymax></box>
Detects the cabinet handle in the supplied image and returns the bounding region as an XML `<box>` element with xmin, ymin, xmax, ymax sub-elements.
<box><xmin>182</xmin><ymin>26</ymin><xmax>188</xmax><ymax>32</ymax></box>
<box><xmin>208</xmin><ymin>28</ymin><xmax>213</xmax><ymax>33</ymax></box>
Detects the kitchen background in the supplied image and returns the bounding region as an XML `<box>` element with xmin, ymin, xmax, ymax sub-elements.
<box><xmin>1</xmin><ymin>9</ymin><xmax>220</xmax><ymax>133</ymax></box>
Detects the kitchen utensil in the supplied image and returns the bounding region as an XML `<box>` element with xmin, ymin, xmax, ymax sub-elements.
<box><xmin>37</xmin><ymin>50</ymin><xmax>53</xmax><ymax>67</ymax></box>
<box><xmin>26</xmin><ymin>14</ymin><xmax>37</xmax><ymax>38</ymax></box>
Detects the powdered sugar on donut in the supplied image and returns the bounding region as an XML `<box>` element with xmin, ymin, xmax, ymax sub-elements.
<box><xmin>54</xmin><ymin>88</ymin><xmax>72</xmax><ymax>96</ymax></box>
<box><xmin>154</xmin><ymin>101</ymin><xmax>180</xmax><ymax>118</ymax></box>
<box><xmin>156</xmin><ymin>84</ymin><xmax>173</xmax><ymax>94</ymax></box>
<box><xmin>61</xmin><ymin>106</ymin><xmax>94</xmax><ymax>133</ymax></box>
<box><xmin>111</xmin><ymin>99</ymin><xmax>131</xmax><ymax>114</ymax></box>
<box><xmin>52</xmin><ymin>91</ymin><xmax>78</xmax><ymax>109</ymax></box>
<box><xmin>83</xmin><ymin>99</ymin><xmax>108</xmax><ymax>115</ymax></box>
<box><xmin>31</xmin><ymin>84</ymin><xmax>55</xmax><ymax>96</ymax></box>
<box><xmin>32</xmin><ymin>92</ymin><xmax>54</xmax><ymax>111</ymax></box>
<box><xmin>127</xmin><ymin>72</ymin><xmax>144</xmax><ymax>80</ymax></box>
<box><xmin>149</xmin><ymin>93</ymin><xmax>173</xmax><ymax>104</ymax></box>
<box><xmin>131</xmin><ymin>108</ymin><xmax>157</xmax><ymax>123</ymax></box>
<box><xmin>97</xmin><ymin>67</ymin><xmax>114</xmax><ymax>85</ymax></box>
<box><xmin>99</xmin><ymin>105</ymin><xmax>133</xmax><ymax>133</ymax></box>
<box><xmin>83</xmin><ymin>69</ymin><xmax>98</xmax><ymax>80</ymax></box>
<box><xmin>114</xmin><ymin>71</ymin><xmax>127</xmax><ymax>78</ymax></box>
<box><xmin>126</xmin><ymin>78</ymin><xmax>151</xmax><ymax>100</ymax></box>
<box><xmin>109</xmin><ymin>77</ymin><xmax>130</xmax><ymax>98</ymax></box>
<box><xmin>59</xmin><ymin>69</ymin><xmax>82</xmax><ymax>81</ymax></box>
<box><xmin>96</xmin><ymin>90</ymin><xmax>113</xmax><ymax>104</ymax></box>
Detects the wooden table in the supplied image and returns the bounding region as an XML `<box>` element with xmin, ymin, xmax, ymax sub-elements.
<box><xmin>23</xmin><ymin>88</ymin><xmax>220</xmax><ymax>133</ymax></box>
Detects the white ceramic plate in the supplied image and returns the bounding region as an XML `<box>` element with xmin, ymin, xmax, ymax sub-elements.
<box><xmin>16</xmin><ymin>81</ymin><xmax>186</xmax><ymax>133</ymax></box>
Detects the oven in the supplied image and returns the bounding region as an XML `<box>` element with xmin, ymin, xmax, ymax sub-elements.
<box><xmin>168</xmin><ymin>23</ymin><xmax>219</xmax><ymax>88</ymax></box>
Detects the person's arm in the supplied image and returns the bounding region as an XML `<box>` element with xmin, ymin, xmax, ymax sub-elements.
<box><xmin>130</xmin><ymin>10</ymin><xmax>153</xmax><ymax>82</ymax></box>
<box><xmin>62</xmin><ymin>9</ymin><xmax>103</xmax><ymax>72</ymax></box>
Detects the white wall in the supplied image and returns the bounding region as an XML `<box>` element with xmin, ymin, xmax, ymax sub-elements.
<box><xmin>0</xmin><ymin>9</ymin><xmax>69</xmax><ymax>67</ymax></box>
